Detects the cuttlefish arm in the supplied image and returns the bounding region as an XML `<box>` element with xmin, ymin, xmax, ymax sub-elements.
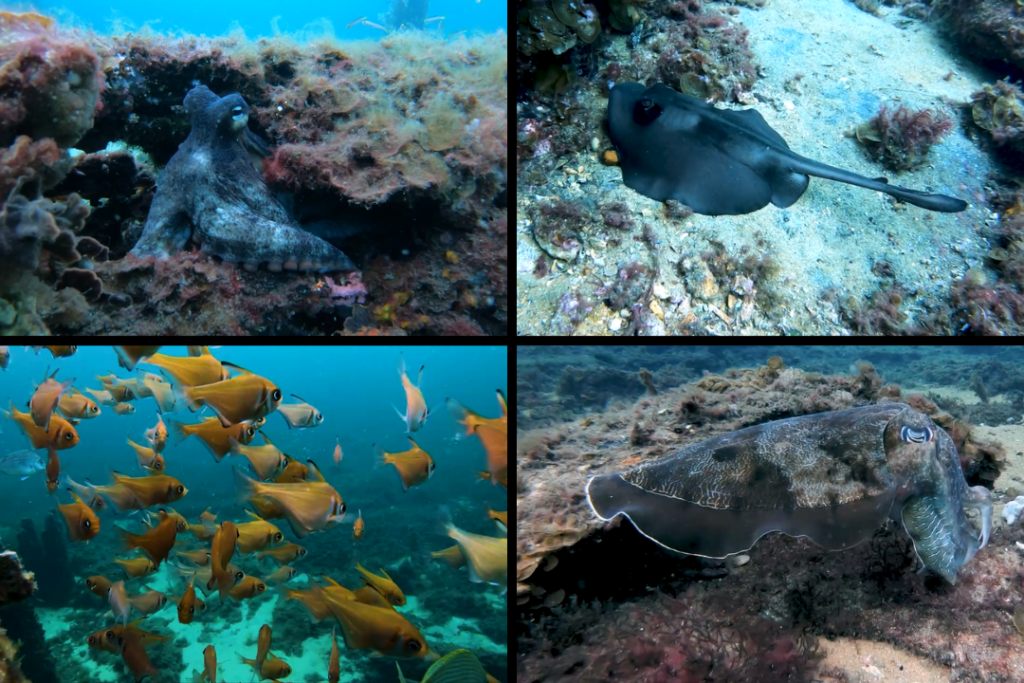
<box><xmin>965</xmin><ymin>484</ymin><xmax>992</xmax><ymax>552</ymax></box>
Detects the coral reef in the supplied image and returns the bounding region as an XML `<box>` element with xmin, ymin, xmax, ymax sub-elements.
<box><xmin>0</xmin><ymin>548</ymin><xmax>38</xmax><ymax>683</ymax></box>
<box><xmin>854</xmin><ymin>103</ymin><xmax>953</xmax><ymax>171</ymax></box>
<box><xmin>935</xmin><ymin>0</ymin><xmax>1024</xmax><ymax>73</ymax></box>
<box><xmin>970</xmin><ymin>79</ymin><xmax>1024</xmax><ymax>163</ymax></box>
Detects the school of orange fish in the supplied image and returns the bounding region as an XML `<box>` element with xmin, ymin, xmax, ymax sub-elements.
<box><xmin>0</xmin><ymin>345</ymin><xmax>508</xmax><ymax>683</ymax></box>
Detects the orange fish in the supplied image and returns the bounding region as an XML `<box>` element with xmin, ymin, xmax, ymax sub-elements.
<box><xmin>240</xmin><ymin>651</ymin><xmax>291</xmax><ymax>680</ymax></box>
<box><xmin>376</xmin><ymin>438</ymin><xmax>436</xmax><ymax>492</ymax></box>
<box><xmin>45</xmin><ymin>446</ymin><xmax>60</xmax><ymax>495</ymax></box>
<box><xmin>85</xmin><ymin>620</ymin><xmax>168</xmax><ymax>655</ymax></box>
<box><xmin>352</xmin><ymin>584</ymin><xmax>396</xmax><ymax>611</ymax></box>
<box><xmin>3</xmin><ymin>400</ymin><xmax>79</xmax><ymax>450</ymax></box>
<box><xmin>115</xmin><ymin>556</ymin><xmax>156</xmax><ymax>579</ymax></box>
<box><xmin>256</xmin><ymin>624</ymin><xmax>272</xmax><ymax>671</ymax></box>
<box><xmin>169</xmin><ymin>417</ymin><xmax>258</xmax><ymax>462</ymax></box>
<box><xmin>142</xmin><ymin>373</ymin><xmax>177</xmax><ymax>413</ymax></box>
<box><xmin>355</xmin><ymin>563</ymin><xmax>406</xmax><ymax>607</ymax></box>
<box><xmin>142</xmin><ymin>348</ymin><xmax>228</xmax><ymax>387</ymax></box>
<box><xmin>85</xmin><ymin>388</ymin><xmax>118</xmax><ymax>406</ymax></box>
<box><xmin>430</xmin><ymin>545</ymin><xmax>466</xmax><ymax>570</ymax></box>
<box><xmin>57</xmin><ymin>387</ymin><xmax>101</xmax><ymax>419</ymax></box>
<box><xmin>328</xmin><ymin>626</ymin><xmax>341</xmax><ymax>683</ymax></box>
<box><xmin>106</xmin><ymin>383</ymin><xmax>136</xmax><ymax>403</ymax></box>
<box><xmin>228</xmin><ymin>575</ymin><xmax>268</xmax><ymax>601</ymax></box>
<box><xmin>57</xmin><ymin>489</ymin><xmax>100</xmax><ymax>542</ymax></box>
<box><xmin>115</xmin><ymin>628</ymin><xmax>159</xmax><ymax>682</ymax></box>
<box><xmin>176</xmin><ymin>547</ymin><xmax>211</xmax><ymax>567</ymax></box>
<box><xmin>234</xmin><ymin>467</ymin><xmax>347</xmax><ymax>538</ymax></box>
<box><xmin>114</xmin><ymin>403</ymin><xmax>136</xmax><ymax>416</ymax></box>
<box><xmin>264</xmin><ymin>565</ymin><xmax>299</xmax><ymax>585</ymax></box>
<box><xmin>477</xmin><ymin>471</ymin><xmax>507</xmax><ymax>489</ymax></box>
<box><xmin>85</xmin><ymin>575</ymin><xmax>113</xmax><ymax>599</ymax></box>
<box><xmin>175</xmin><ymin>363</ymin><xmax>282</xmax><ymax>427</ymax></box>
<box><xmin>325</xmin><ymin>595</ymin><xmax>431</xmax><ymax>659</ymax></box>
<box><xmin>33</xmin><ymin>345</ymin><xmax>77</xmax><ymax>358</ymax></box>
<box><xmin>447</xmin><ymin>390</ymin><xmax>508</xmax><ymax>485</ymax></box>
<box><xmin>276</xmin><ymin>394</ymin><xmax>325</xmax><ymax>429</ymax></box>
<box><xmin>202</xmin><ymin>644</ymin><xmax>217</xmax><ymax>683</ymax></box>
<box><xmin>353</xmin><ymin>509</ymin><xmax>364</xmax><ymax>540</ymax></box>
<box><xmin>235</xmin><ymin>510</ymin><xmax>285</xmax><ymax>555</ymax></box>
<box><xmin>273</xmin><ymin>454</ymin><xmax>310</xmax><ymax>483</ymax></box>
<box><xmin>173</xmin><ymin>562</ymin><xmax>243</xmax><ymax>599</ymax></box>
<box><xmin>200</xmin><ymin>508</ymin><xmax>217</xmax><ymax>528</ymax></box>
<box><xmin>128</xmin><ymin>588</ymin><xmax>168</xmax><ymax>616</ymax></box>
<box><xmin>281</xmin><ymin>585</ymin><xmax>337</xmax><ymax>622</ymax></box>
<box><xmin>117</xmin><ymin>512</ymin><xmax>179</xmax><ymax>568</ymax></box>
<box><xmin>0</xmin><ymin>346</ymin><xmax>8</xmax><ymax>371</ymax></box>
<box><xmin>487</xmin><ymin>507</ymin><xmax>508</xmax><ymax>534</ymax></box>
<box><xmin>30</xmin><ymin>369</ymin><xmax>76</xmax><ymax>430</ymax></box>
<box><xmin>440</xmin><ymin>507</ymin><xmax>506</xmax><ymax>589</ymax></box>
<box><xmin>114</xmin><ymin>345</ymin><xmax>163</xmax><ymax>371</ymax></box>
<box><xmin>256</xmin><ymin>542</ymin><xmax>306</xmax><ymax>565</ymax></box>
<box><xmin>109</xmin><ymin>579</ymin><xmax>131</xmax><ymax>626</ymax></box>
<box><xmin>333</xmin><ymin>436</ymin><xmax>343</xmax><ymax>469</ymax></box>
<box><xmin>146</xmin><ymin>414</ymin><xmax>168</xmax><ymax>454</ymax></box>
<box><xmin>229</xmin><ymin>432</ymin><xmax>286</xmax><ymax>480</ymax></box>
<box><xmin>209</xmin><ymin>521</ymin><xmax>240</xmax><ymax>601</ymax></box>
<box><xmin>127</xmin><ymin>437</ymin><xmax>165</xmax><ymax>474</ymax></box>
<box><xmin>66</xmin><ymin>476</ymin><xmax>108</xmax><ymax>512</ymax></box>
<box><xmin>393</xmin><ymin>352</ymin><xmax>429</xmax><ymax>433</ymax></box>
<box><xmin>98</xmin><ymin>472</ymin><xmax>187</xmax><ymax>510</ymax></box>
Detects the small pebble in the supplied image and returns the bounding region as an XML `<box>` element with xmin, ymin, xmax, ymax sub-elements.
<box><xmin>608</xmin><ymin>317</ymin><xmax>622</xmax><ymax>332</ymax></box>
<box><xmin>590</xmin><ymin>136</ymin><xmax>600</xmax><ymax>151</ymax></box>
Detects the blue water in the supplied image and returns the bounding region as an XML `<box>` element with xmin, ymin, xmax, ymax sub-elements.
<box><xmin>8</xmin><ymin>0</ymin><xmax>507</xmax><ymax>38</ymax></box>
<box><xmin>0</xmin><ymin>345</ymin><xmax>508</xmax><ymax>683</ymax></box>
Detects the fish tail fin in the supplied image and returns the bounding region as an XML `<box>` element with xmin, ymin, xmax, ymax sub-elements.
<box><xmin>445</xmin><ymin>398</ymin><xmax>475</xmax><ymax>437</ymax></box>
<box><xmin>373</xmin><ymin>444</ymin><xmax>389</xmax><ymax>468</ymax></box>
<box><xmin>166</xmin><ymin>418</ymin><xmax>190</xmax><ymax>445</ymax></box>
<box><xmin>397</xmin><ymin>352</ymin><xmax>406</xmax><ymax>378</ymax></box>
<box><xmin>228</xmin><ymin>438</ymin><xmax>243</xmax><ymax>458</ymax></box>
<box><xmin>391</xmin><ymin>403</ymin><xmax>407</xmax><ymax>425</ymax></box>
<box><xmin>115</xmin><ymin>525</ymin><xmax>139</xmax><ymax>555</ymax></box>
<box><xmin>233</xmin><ymin>466</ymin><xmax>260</xmax><ymax>504</ymax></box>
<box><xmin>160</xmin><ymin>370</ymin><xmax>199</xmax><ymax>413</ymax></box>
<box><xmin>437</xmin><ymin>505</ymin><xmax>455</xmax><ymax>537</ymax></box>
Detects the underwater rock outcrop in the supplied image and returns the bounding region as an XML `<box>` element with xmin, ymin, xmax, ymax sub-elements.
<box><xmin>16</xmin><ymin>516</ymin><xmax>73</xmax><ymax>606</ymax></box>
<box><xmin>0</xmin><ymin>548</ymin><xmax>37</xmax><ymax>683</ymax></box>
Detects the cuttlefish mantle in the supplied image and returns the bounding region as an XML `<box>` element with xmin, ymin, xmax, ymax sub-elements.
<box><xmin>130</xmin><ymin>85</ymin><xmax>356</xmax><ymax>273</ymax></box>
<box><xmin>607</xmin><ymin>82</ymin><xmax>968</xmax><ymax>216</ymax></box>
<box><xmin>586</xmin><ymin>403</ymin><xmax>992</xmax><ymax>584</ymax></box>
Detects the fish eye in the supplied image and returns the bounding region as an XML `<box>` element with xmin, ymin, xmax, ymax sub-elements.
<box><xmin>235</xmin><ymin>571</ymin><xmax>245</xmax><ymax>580</ymax></box>
<box><xmin>64</xmin><ymin>432</ymin><xmax>73</xmax><ymax>440</ymax></box>
<box><xmin>176</xmin><ymin>485</ymin><xmax>184</xmax><ymax>494</ymax></box>
<box><xmin>247</xmin><ymin>426</ymin><xmax>256</xmax><ymax>437</ymax></box>
<box><xmin>316</xmin><ymin>413</ymin><xmax>323</xmax><ymax>422</ymax></box>
<box><xmin>274</xmin><ymin>533</ymin><xmax>283</xmax><ymax>542</ymax></box>
<box><xmin>299</xmin><ymin>549</ymin><xmax>307</xmax><ymax>556</ymax></box>
<box><xmin>83</xmin><ymin>520</ymin><xmax>91</xmax><ymax>529</ymax></box>
<box><xmin>106</xmin><ymin>630</ymin><xmax>115</xmax><ymax>639</ymax></box>
<box><xmin>127</xmin><ymin>389</ymin><xmax>134</xmax><ymax>399</ymax></box>
<box><xmin>189</xmin><ymin>607</ymin><xmax>194</xmax><ymax>614</ymax></box>
<box><xmin>91</xmin><ymin>406</ymin><xmax>99</xmax><ymax>413</ymax></box>
<box><xmin>87</xmin><ymin>636</ymin><xmax>96</xmax><ymax>645</ymax></box>
<box><xmin>407</xmin><ymin>640</ymin><xmax>421</xmax><ymax>652</ymax></box>
<box><xmin>258</xmin><ymin>584</ymin><xmax>266</xmax><ymax>592</ymax></box>
<box><xmin>339</xmin><ymin>502</ymin><xmax>346</xmax><ymax>514</ymax></box>
<box><xmin>272</xmin><ymin>389</ymin><xmax>282</xmax><ymax>401</ymax></box>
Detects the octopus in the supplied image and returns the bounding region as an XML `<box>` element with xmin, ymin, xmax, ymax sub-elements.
<box><xmin>586</xmin><ymin>403</ymin><xmax>993</xmax><ymax>584</ymax></box>
<box><xmin>130</xmin><ymin>85</ymin><xmax>356</xmax><ymax>273</ymax></box>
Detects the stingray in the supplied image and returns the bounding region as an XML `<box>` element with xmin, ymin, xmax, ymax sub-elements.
<box><xmin>607</xmin><ymin>82</ymin><xmax>968</xmax><ymax>216</ymax></box>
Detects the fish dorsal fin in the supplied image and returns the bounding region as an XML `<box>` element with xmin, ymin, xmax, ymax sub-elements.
<box><xmin>221</xmin><ymin>361</ymin><xmax>254</xmax><ymax>375</ymax></box>
<box><xmin>244</xmin><ymin>509</ymin><xmax>264</xmax><ymax>522</ymax></box>
<box><xmin>321</xmin><ymin>575</ymin><xmax>342</xmax><ymax>588</ymax></box>
<box><xmin>379</xmin><ymin>567</ymin><xmax>393</xmax><ymax>582</ymax></box>
<box><xmin>406</xmin><ymin>437</ymin><xmax>421</xmax><ymax>451</ymax></box>
<box><xmin>67</xmin><ymin>488</ymin><xmax>84</xmax><ymax>505</ymax></box>
<box><xmin>496</xmin><ymin>390</ymin><xmax>507</xmax><ymax>416</ymax></box>
<box><xmin>306</xmin><ymin>459</ymin><xmax>326</xmax><ymax>483</ymax></box>
<box><xmin>259</xmin><ymin>431</ymin><xmax>274</xmax><ymax>446</ymax></box>
<box><xmin>290</xmin><ymin>394</ymin><xmax>309</xmax><ymax>404</ymax></box>
<box><xmin>187</xmin><ymin>346</ymin><xmax>210</xmax><ymax>357</ymax></box>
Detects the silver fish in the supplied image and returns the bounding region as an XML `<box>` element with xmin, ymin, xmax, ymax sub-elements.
<box><xmin>0</xmin><ymin>450</ymin><xmax>45</xmax><ymax>480</ymax></box>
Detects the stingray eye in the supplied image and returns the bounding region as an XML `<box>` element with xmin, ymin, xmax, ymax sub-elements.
<box><xmin>900</xmin><ymin>426</ymin><xmax>934</xmax><ymax>444</ymax></box>
<box><xmin>634</xmin><ymin>97</ymin><xmax>662</xmax><ymax>126</ymax></box>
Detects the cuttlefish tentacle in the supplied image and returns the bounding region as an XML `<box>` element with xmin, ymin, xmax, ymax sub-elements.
<box><xmin>964</xmin><ymin>484</ymin><xmax>992</xmax><ymax>551</ymax></box>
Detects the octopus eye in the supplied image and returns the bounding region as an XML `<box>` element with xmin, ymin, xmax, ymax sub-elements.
<box><xmin>900</xmin><ymin>426</ymin><xmax>933</xmax><ymax>444</ymax></box>
<box><xmin>231</xmin><ymin>105</ymin><xmax>245</xmax><ymax>119</ymax></box>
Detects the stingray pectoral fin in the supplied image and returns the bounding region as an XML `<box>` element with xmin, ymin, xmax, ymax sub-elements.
<box><xmin>767</xmin><ymin>169</ymin><xmax>810</xmax><ymax>209</ymax></box>
<box><xmin>586</xmin><ymin>472</ymin><xmax>894</xmax><ymax>558</ymax></box>
<box><xmin>784</xmin><ymin>152</ymin><xmax>968</xmax><ymax>213</ymax></box>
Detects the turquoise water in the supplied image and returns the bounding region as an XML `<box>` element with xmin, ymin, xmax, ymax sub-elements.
<box><xmin>0</xmin><ymin>345</ymin><xmax>508</xmax><ymax>683</ymax></box>
<box><xmin>15</xmin><ymin>0</ymin><xmax>507</xmax><ymax>38</ymax></box>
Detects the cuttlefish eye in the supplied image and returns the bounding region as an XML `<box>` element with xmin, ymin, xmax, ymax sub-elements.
<box><xmin>272</xmin><ymin>389</ymin><xmax>282</xmax><ymax>402</ymax></box>
<box><xmin>900</xmin><ymin>426</ymin><xmax>934</xmax><ymax>444</ymax></box>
